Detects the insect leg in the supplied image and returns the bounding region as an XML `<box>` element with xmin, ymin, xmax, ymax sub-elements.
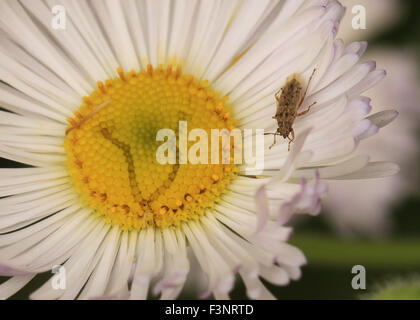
<box><xmin>287</xmin><ymin>129</ymin><xmax>295</xmax><ymax>151</ymax></box>
<box><xmin>296</xmin><ymin>101</ymin><xmax>317</xmax><ymax>117</ymax></box>
<box><xmin>264</xmin><ymin>132</ymin><xmax>277</xmax><ymax>149</ymax></box>
<box><xmin>297</xmin><ymin>68</ymin><xmax>317</xmax><ymax>109</ymax></box>
<box><xmin>268</xmin><ymin>133</ymin><xmax>279</xmax><ymax>150</ymax></box>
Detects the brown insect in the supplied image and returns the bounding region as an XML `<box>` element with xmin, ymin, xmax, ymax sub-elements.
<box><xmin>265</xmin><ymin>69</ymin><xmax>317</xmax><ymax>151</ymax></box>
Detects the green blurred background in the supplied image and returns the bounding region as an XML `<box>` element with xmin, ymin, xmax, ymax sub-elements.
<box><xmin>1</xmin><ymin>0</ymin><xmax>420</xmax><ymax>300</ymax></box>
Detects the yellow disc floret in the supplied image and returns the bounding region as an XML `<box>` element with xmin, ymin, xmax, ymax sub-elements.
<box><xmin>64</xmin><ymin>65</ymin><xmax>239</xmax><ymax>231</ymax></box>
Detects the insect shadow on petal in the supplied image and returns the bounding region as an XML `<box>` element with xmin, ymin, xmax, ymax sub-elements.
<box><xmin>265</xmin><ymin>68</ymin><xmax>317</xmax><ymax>151</ymax></box>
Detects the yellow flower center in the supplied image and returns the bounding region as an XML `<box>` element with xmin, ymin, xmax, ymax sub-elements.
<box><xmin>64</xmin><ymin>65</ymin><xmax>239</xmax><ymax>231</ymax></box>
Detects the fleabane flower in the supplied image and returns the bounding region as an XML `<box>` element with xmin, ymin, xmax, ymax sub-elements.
<box><xmin>0</xmin><ymin>0</ymin><xmax>398</xmax><ymax>300</ymax></box>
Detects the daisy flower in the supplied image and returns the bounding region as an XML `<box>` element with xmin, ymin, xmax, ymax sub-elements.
<box><xmin>0</xmin><ymin>0</ymin><xmax>398</xmax><ymax>300</ymax></box>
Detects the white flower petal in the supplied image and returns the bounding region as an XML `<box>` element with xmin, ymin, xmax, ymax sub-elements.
<box><xmin>331</xmin><ymin>162</ymin><xmax>400</xmax><ymax>180</ymax></box>
<box><xmin>0</xmin><ymin>275</ymin><xmax>35</xmax><ymax>300</ymax></box>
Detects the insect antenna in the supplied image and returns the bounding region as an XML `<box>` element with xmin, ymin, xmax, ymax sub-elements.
<box><xmin>297</xmin><ymin>68</ymin><xmax>317</xmax><ymax>109</ymax></box>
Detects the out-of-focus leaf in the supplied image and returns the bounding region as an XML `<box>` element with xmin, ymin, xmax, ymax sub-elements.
<box><xmin>291</xmin><ymin>233</ymin><xmax>420</xmax><ymax>268</ymax></box>
<box><xmin>369</xmin><ymin>277</ymin><xmax>420</xmax><ymax>300</ymax></box>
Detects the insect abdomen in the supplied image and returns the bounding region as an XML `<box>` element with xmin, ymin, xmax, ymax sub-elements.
<box><xmin>277</xmin><ymin>79</ymin><xmax>302</xmax><ymax>107</ymax></box>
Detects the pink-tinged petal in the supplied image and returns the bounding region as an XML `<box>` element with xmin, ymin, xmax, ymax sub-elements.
<box><xmin>260</xmin><ymin>265</ymin><xmax>290</xmax><ymax>286</ymax></box>
<box><xmin>344</xmin><ymin>41</ymin><xmax>368</xmax><ymax>56</ymax></box>
<box><xmin>0</xmin><ymin>263</ymin><xmax>30</xmax><ymax>276</ymax></box>
<box><xmin>278</xmin><ymin>170</ymin><xmax>328</xmax><ymax>225</ymax></box>
<box><xmin>213</xmin><ymin>290</ymin><xmax>230</xmax><ymax>300</ymax></box>
<box><xmin>356</xmin><ymin>120</ymin><xmax>379</xmax><ymax>141</ymax></box>
<box><xmin>348</xmin><ymin>69</ymin><xmax>387</xmax><ymax>97</ymax></box>
<box><xmin>255</xmin><ymin>128</ymin><xmax>313</xmax><ymax>232</ymax></box>
<box><xmin>199</xmin><ymin>289</ymin><xmax>212</xmax><ymax>299</ymax></box>
<box><xmin>255</xmin><ymin>185</ymin><xmax>269</xmax><ymax>233</ymax></box>
<box><xmin>200</xmin><ymin>273</ymin><xmax>235</xmax><ymax>300</ymax></box>
<box><xmin>276</xmin><ymin>127</ymin><xmax>313</xmax><ymax>182</ymax></box>
<box><xmin>153</xmin><ymin>271</ymin><xmax>187</xmax><ymax>296</ymax></box>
